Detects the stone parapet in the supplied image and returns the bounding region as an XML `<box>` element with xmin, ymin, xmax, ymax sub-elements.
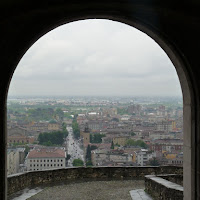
<box><xmin>157</xmin><ymin>174</ymin><xmax>183</xmax><ymax>186</ymax></box>
<box><xmin>145</xmin><ymin>174</ymin><xmax>183</xmax><ymax>199</ymax></box>
<box><xmin>7</xmin><ymin>166</ymin><xmax>182</xmax><ymax>196</ymax></box>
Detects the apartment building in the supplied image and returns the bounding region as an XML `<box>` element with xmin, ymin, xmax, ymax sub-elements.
<box><xmin>133</xmin><ymin>149</ymin><xmax>155</xmax><ymax>166</ymax></box>
<box><xmin>156</xmin><ymin>120</ymin><xmax>173</xmax><ymax>133</ymax></box>
<box><xmin>8</xmin><ymin>135</ymin><xmax>35</xmax><ymax>145</ymax></box>
<box><xmin>7</xmin><ymin>148</ymin><xmax>25</xmax><ymax>175</ymax></box>
<box><xmin>48</xmin><ymin>120</ymin><xmax>61</xmax><ymax>131</ymax></box>
<box><xmin>150</xmin><ymin>139</ymin><xmax>183</xmax><ymax>152</ymax></box>
<box><xmin>91</xmin><ymin>149</ymin><xmax>133</xmax><ymax>166</ymax></box>
<box><xmin>112</xmin><ymin>136</ymin><xmax>130</xmax><ymax>146</ymax></box>
<box><xmin>26</xmin><ymin>147</ymin><xmax>66</xmax><ymax>171</ymax></box>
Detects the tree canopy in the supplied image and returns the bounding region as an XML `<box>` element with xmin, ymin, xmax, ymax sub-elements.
<box><xmin>86</xmin><ymin>161</ymin><xmax>93</xmax><ymax>167</ymax></box>
<box><xmin>38</xmin><ymin>130</ymin><xmax>68</xmax><ymax>146</ymax></box>
<box><xmin>86</xmin><ymin>145</ymin><xmax>91</xmax><ymax>162</ymax></box>
<box><xmin>90</xmin><ymin>133</ymin><xmax>105</xmax><ymax>143</ymax></box>
<box><xmin>125</xmin><ymin>139</ymin><xmax>148</xmax><ymax>148</ymax></box>
<box><xmin>72</xmin><ymin>120</ymin><xmax>80</xmax><ymax>139</ymax></box>
<box><xmin>73</xmin><ymin>159</ymin><xmax>84</xmax><ymax>167</ymax></box>
<box><xmin>111</xmin><ymin>141</ymin><xmax>114</xmax><ymax>149</ymax></box>
<box><xmin>149</xmin><ymin>157</ymin><xmax>160</xmax><ymax>166</ymax></box>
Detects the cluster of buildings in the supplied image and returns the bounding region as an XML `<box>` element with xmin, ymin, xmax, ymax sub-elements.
<box><xmin>7</xmin><ymin>146</ymin><xmax>67</xmax><ymax>175</ymax></box>
<box><xmin>7</xmin><ymin>120</ymin><xmax>62</xmax><ymax>146</ymax></box>
<box><xmin>6</xmin><ymin>97</ymin><xmax>183</xmax><ymax>175</ymax></box>
<box><xmin>88</xmin><ymin>137</ymin><xmax>183</xmax><ymax>167</ymax></box>
<box><xmin>7</xmin><ymin>117</ymin><xmax>64</xmax><ymax>175</ymax></box>
<box><xmin>77</xmin><ymin>104</ymin><xmax>183</xmax><ymax>167</ymax></box>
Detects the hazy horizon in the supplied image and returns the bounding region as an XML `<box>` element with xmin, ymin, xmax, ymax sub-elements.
<box><xmin>8</xmin><ymin>94</ymin><xmax>182</xmax><ymax>98</ymax></box>
<box><xmin>8</xmin><ymin>19</ymin><xmax>182</xmax><ymax>97</ymax></box>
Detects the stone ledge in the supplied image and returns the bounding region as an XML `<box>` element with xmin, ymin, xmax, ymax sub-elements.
<box><xmin>145</xmin><ymin>174</ymin><xmax>183</xmax><ymax>200</ymax></box>
<box><xmin>157</xmin><ymin>174</ymin><xmax>183</xmax><ymax>186</ymax></box>
<box><xmin>7</xmin><ymin>166</ymin><xmax>183</xmax><ymax>196</ymax></box>
<box><xmin>130</xmin><ymin>189</ymin><xmax>152</xmax><ymax>200</ymax></box>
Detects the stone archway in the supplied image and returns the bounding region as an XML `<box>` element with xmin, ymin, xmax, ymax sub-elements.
<box><xmin>1</xmin><ymin>1</ymin><xmax>199</xmax><ymax>199</ymax></box>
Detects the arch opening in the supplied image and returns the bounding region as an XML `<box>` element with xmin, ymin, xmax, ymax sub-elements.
<box><xmin>5</xmin><ymin>17</ymin><xmax>194</xmax><ymax>200</ymax></box>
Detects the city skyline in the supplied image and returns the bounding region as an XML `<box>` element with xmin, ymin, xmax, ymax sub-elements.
<box><xmin>9</xmin><ymin>19</ymin><xmax>182</xmax><ymax>97</ymax></box>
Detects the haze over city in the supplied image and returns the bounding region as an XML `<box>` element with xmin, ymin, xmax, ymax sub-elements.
<box><xmin>8</xmin><ymin>19</ymin><xmax>182</xmax><ymax>97</ymax></box>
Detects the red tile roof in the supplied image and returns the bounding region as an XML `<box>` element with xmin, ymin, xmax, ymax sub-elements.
<box><xmin>28</xmin><ymin>148</ymin><xmax>65</xmax><ymax>158</ymax></box>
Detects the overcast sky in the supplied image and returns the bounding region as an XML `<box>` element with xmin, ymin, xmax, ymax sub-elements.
<box><xmin>8</xmin><ymin>19</ymin><xmax>182</xmax><ymax>97</ymax></box>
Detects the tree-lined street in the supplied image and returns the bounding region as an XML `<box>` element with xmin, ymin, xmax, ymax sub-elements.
<box><xmin>66</xmin><ymin>127</ymin><xmax>84</xmax><ymax>167</ymax></box>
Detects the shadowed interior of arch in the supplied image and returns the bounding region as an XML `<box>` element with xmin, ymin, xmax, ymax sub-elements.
<box><xmin>7</xmin><ymin>19</ymin><xmax>185</xmax><ymax>200</ymax></box>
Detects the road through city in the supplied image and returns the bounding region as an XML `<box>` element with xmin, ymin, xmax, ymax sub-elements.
<box><xmin>66</xmin><ymin>126</ymin><xmax>84</xmax><ymax>167</ymax></box>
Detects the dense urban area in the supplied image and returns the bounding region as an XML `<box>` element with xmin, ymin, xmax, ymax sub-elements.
<box><xmin>7</xmin><ymin>96</ymin><xmax>183</xmax><ymax>175</ymax></box>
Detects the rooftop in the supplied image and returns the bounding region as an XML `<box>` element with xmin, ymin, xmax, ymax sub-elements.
<box><xmin>27</xmin><ymin>148</ymin><xmax>65</xmax><ymax>158</ymax></box>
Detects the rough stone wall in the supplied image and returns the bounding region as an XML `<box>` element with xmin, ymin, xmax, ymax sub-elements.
<box><xmin>145</xmin><ymin>175</ymin><xmax>183</xmax><ymax>200</ymax></box>
<box><xmin>7</xmin><ymin>166</ymin><xmax>182</xmax><ymax>196</ymax></box>
<box><xmin>159</xmin><ymin>174</ymin><xmax>183</xmax><ymax>186</ymax></box>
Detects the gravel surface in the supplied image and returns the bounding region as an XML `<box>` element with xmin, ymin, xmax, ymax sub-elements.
<box><xmin>28</xmin><ymin>180</ymin><xmax>144</xmax><ymax>200</ymax></box>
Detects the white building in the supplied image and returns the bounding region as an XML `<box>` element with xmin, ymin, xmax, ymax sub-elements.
<box><xmin>91</xmin><ymin>149</ymin><xmax>109</xmax><ymax>166</ymax></box>
<box><xmin>26</xmin><ymin>147</ymin><xmax>66</xmax><ymax>171</ymax></box>
<box><xmin>134</xmin><ymin>149</ymin><xmax>155</xmax><ymax>166</ymax></box>
<box><xmin>7</xmin><ymin>148</ymin><xmax>25</xmax><ymax>175</ymax></box>
<box><xmin>149</xmin><ymin>131</ymin><xmax>173</xmax><ymax>140</ymax></box>
<box><xmin>156</xmin><ymin>121</ymin><xmax>173</xmax><ymax>133</ymax></box>
<box><xmin>121</xmin><ymin>115</ymin><xmax>130</xmax><ymax>121</ymax></box>
<box><xmin>91</xmin><ymin>149</ymin><xmax>133</xmax><ymax>166</ymax></box>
